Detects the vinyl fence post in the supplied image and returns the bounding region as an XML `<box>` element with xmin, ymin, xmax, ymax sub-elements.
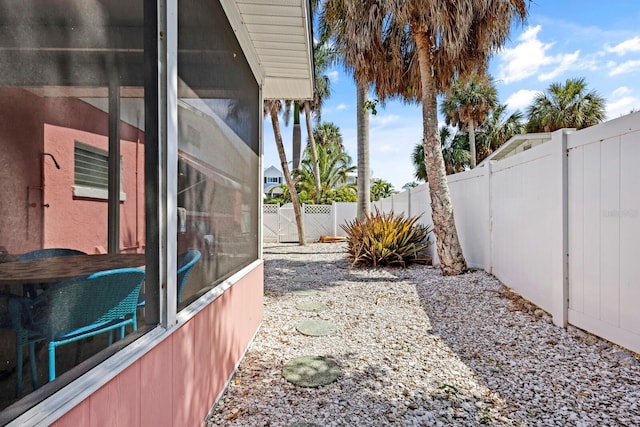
<box><xmin>485</xmin><ymin>161</ymin><xmax>494</xmax><ymax>274</ymax></box>
<box><xmin>551</xmin><ymin>130</ymin><xmax>570</xmax><ymax>327</ymax></box>
<box><xmin>332</xmin><ymin>202</ymin><xmax>337</xmax><ymax>236</ymax></box>
<box><xmin>277</xmin><ymin>204</ymin><xmax>281</xmax><ymax>243</ymax></box>
<box><xmin>302</xmin><ymin>203</ymin><xmax>306</xmax><ymax>243</ymax></box>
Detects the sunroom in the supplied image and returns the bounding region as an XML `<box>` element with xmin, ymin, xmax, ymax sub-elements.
<box><xmin>0</xmin><ymin>0</ymin><xmax>313</xmax><ymax>425</ymax></box>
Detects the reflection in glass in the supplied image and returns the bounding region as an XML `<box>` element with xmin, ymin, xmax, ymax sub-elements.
<box><xmin>0</xmin><ymin>0</ymin><xmax>145</xmax><ymax>412</ymax></box>
<box><xmin>176</xmin><ymin>0</ymin><xmax>259</xmax><ymax>305</ymax></box>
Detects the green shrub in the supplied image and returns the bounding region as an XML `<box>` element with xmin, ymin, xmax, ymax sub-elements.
<box><xmin>320</xmin><ymin>186</ymin><xmax>357</xmax><ymax>203</ymax></box>
<box><xmin>341</xmin><ymin>208</ymin><xmax>433</xmax><ymax>267</ymax></box>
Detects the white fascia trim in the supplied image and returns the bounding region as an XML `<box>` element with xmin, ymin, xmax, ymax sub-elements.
<box><xmin>8</xmin><ymin>259</ymin><xmax>263</xmax><ymax>427</ymax></box>
<box><xmin>218</xmin><ymin>0</ymin><xmax>265</xmax><ymax>88</ymax></box>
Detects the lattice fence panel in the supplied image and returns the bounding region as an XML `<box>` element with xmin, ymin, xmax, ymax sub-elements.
<box><xmin>304</xmin><ymin>204</ymin><xmax>332</xmax><ymax>240</ymax></box>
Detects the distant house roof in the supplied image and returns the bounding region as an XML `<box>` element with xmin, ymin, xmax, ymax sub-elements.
<box><xmin>264</xmin><ymin>165</ymin><xmax>283</xmax><ymax>176</ymax></box>
<box><xmin>477</xmin><ymin>132</ymin><xmax>553</xmax><ymax>166</ymax></box>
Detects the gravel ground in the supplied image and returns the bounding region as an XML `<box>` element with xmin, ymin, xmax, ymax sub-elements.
<box><xmin>206</xmin><ymin>242</ymin><xmax>640</xmax><ymax>427</ymax></box>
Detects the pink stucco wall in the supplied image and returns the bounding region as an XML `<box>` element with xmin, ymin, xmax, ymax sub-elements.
<box><xmin>42</xmin><ymin>124</ymin><xmax>145</xmax><ymax>254</ymax></box>
<box><xmin>50</xmin><ymin>263</ymin><xmax>264</xmax><ymax>427</ymax></box>
<box><xmin>0</xmin><ymin>88</ymin><xmax>145</xmax><ymax>255</ymax></box>
<box><xmin>0</xmin><ymin>89</ymin><xmax>45</xmax><ymax>254</ymax></box>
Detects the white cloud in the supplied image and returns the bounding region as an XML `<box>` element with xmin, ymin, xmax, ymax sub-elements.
<box><xmin>496</xmin><ymin>25</ymin><xmax>555</xmax><ymax>83</ymax></box>
<box><xmin>538</xmin><ymin>50</ymin><xmax>580</xmax><ymax>81</ymax></box>
<box><xmin>376</xmin><ymin>144</ymin><xmax>395</xmax><ymax>153</ymax></box>
<box><xmin>606</xmin><ymin>86</ymin><xmax>640</xmax><ymax>119</ymax></box>
<box><xmin>322</xmin><ymin>102</ymin><xmax>348</xmax><ymax>116</ymax></box>
<box><xmin>327</xmin><ymin>70</ymin><xmax>339</xmax><ymax>82</ymax></box>
<box><xmin>370</xmin><ymin>114</ymin><xmax>400</xmax><ymax>127</ymax></box>
<box><xmin>612</xmin><ymin>86</ymin><xmax>631</xmax><ymax>98</ymax></box>
<box><xmin>496</xmin><ymin>25</ymin><xmax>591</xmax><ymax>84</ymax></box>
<box><xmin>605</xmin><ymin>36</ymin><xmax>640</xmax><ymax>56</ymax></box>
<box><xmin>609</xmin><ymin>59</ymin><xmax>640</xmax><ymax>76</ymax></box>
<box><xmin>505</xmin><ymin>89</ymin><xmax>539</xmax><ymax>111</ymax></box>
<box><xmin>606</xmin><ymin>96</ymin><xmax>639</xmax><ymax>119</ymax></box>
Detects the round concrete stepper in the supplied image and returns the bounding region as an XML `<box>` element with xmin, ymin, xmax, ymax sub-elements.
<box><xmin>291</xmin><ymin>288</ymin><xmax>320</xmax><ymax>296</ymax></box>
<box><xmin>283</xmin><ymin>356</ymin><xmax>341</xmax><ymax>388</ymax></box>
<box><xmin>295</xmin><ymin>300</ymin><xmax>328</xmax><ymax>312</ymax></box>
<box><xmin>296</xmin><ymin>319</ymin><xmax>337</xmax><ymax>336</ymax></box>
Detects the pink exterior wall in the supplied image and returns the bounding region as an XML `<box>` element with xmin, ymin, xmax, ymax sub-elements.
<box><xmin>0</xmin><ymin>89</ymin><xmax>45</xmax><ymax>254</ymax></box>
<box><xmin>51</xmin><ymin>263</ymin><xmax>264</xmax><ymax>427</ymax></box>
<box><xmin>42</xmin><ymin>124</ymin><xmax>145</xmax><ymax>254</ymax></box>
<box><xmin>0</xmin><ymin>88</ymin><xmax>145</xmax><ymax>255</ymax></box>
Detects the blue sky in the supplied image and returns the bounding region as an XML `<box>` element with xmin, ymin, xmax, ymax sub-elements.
<box><xmin>263</xmin><ymin>2</ymin><xmax>640</xmax><ymax>190</ymax></box>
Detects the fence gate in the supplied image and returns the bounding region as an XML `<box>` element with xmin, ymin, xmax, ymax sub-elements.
<box><xmin>566</xmin><ymin>127</ymin><xmax>640</xmax><ymax>354</ymax></box>
<box><xmin>304</xmin><ymin>204</ymin><xmax>332</xmax><ymax>238</ymax></box>
<box><xmin>278</xmin><ymin>205</ymin><xmax>299</xmax><ymax>242</ymax></box>
<box><xmin>263</xmin><ymin>204</ymin><xmax>279</xmax><ymax>243</ymax></box>
<box><xmin>262</xmin><ymin>204</ymin><xmax>338</xmax><ymax>243</ymax></box>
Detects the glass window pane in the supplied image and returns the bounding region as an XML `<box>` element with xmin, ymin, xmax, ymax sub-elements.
<box><xmin>0</xmin><ymin>0</ymin><xmax>146</xmax><ymax>413</ymax></box>
<box><xmin>176</xmin><ymin>0</ymin><xmax>259</xmax><ymax>307</ymax></box>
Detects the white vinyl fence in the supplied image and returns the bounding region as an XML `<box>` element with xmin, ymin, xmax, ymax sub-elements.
<box><xmin>566</xmin><ymin>117</ymin><xmax>640</xmax><ymax>353</ymax></box>
<box><xmin>263</xmin><ymin>202</ymin><xmax>357</xmax><ymax>243</ymax></box>
<box><xmin>374</xmin><ymin>112</ymin><xmax>640</xmax><ymax>354</ymax></box>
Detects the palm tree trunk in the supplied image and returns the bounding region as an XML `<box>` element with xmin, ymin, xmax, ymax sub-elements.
<box><xmin>469</xmin><ymin>121</ymin><xmax>477</xmax><ymax>169</ymax></box>
<box><xmin>414</xmin><ymin>31</ymin><xmax>466</xmax><ymax>275</ymax></box>
<box><xmin>356</xmin><ymin>82</ymin><xmax>370</xmax><ymax>220</ymax></box>
<box><xmin>292</xmin><ymin>103</ymin><xmax>302</xmax><ymax>170</ymax></box>
<box><xmin>270</xmin><ymin>108</ymin><xmax>306</xmax><ymax>245</ymax></box>
<box><xmin>303</xmin><ymin>101</ymin><xmax>322</xmax><ymax>203</ymax></box>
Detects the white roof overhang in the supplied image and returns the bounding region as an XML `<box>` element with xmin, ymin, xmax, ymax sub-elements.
<box><xmin>477</xmin><ymin>132</ymin><xmax>553</xmax><ymax>166</ymax></box>
<box><xmin>221</xmin><ymin>0</ymin><xmax>314</xmax><ymax>100</ymax></box>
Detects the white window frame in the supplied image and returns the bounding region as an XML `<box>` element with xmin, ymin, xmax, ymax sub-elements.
<box><xmin>73</xmin><ymin>141</ymin><xmax>127</xmax><ymax>201</ymax></box>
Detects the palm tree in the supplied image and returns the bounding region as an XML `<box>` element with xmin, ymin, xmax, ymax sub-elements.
<box><xmin>411</xmin><ymin>142</ymin><xmax>428</xmax><ymax>183</ymax></box>
<box><xmin>284</xmin><ymin>0</ymin><xmax>329</xmax><ymax>175</ymax></box>
<box><xmin>284</xmin><ymin>101</ymin><xmax>303</xmax><ymax>171</ymax></box>
<box><xmin>476</xmin><ymin>104</ymin><xmax>525</xmax><ymax>163</ymax></box>
<box><xmin>321</xmin><ymin>0</ymin><xmax>528</xmax><ymax>275</ymax></box>
<box><xmin>318</xmin><ymin>8</ymin><xmax>371</xmax><ymax>221</ymax></box>
<box><xmin>295</xmin><ymin>142</ymin><xmax>356</xmax><ymax>203</ymax></box>
<box><xmin>526</xmin><ymin>77</ymin><xmax>606</xmax><ymax>132</ymax></box>
<box><xmin>370</xmin><ymin>178</ymin><xmax>394</xmax><ymax>202</ymax></box>
<box><xmin>402</xmin><ymin>181</ymin><xmax>419</xmax><ymax>190</ymax></box>
<box><xmin>356</xmin><ymin>83</ymin><xmax>371</xmax><ymax>220</ymax></box>
<box><xmin>412</xmin><ymin>128</ymin><xmax>470</xmax><ymax>179</ymax></box>
<box><xmin>312</xmin><ymin>122</ymin><xmax>343</xmax><ymax>150</ymax></box>
<box><xmin>264</xmin><ymin>100</ymin><xmax>306</xmax><ymax>245</ymax></box>
<box><xmin>300</xmin><ymin>41</ymin><xmax>337</xmax><ymax>203</ymax></box>
<box><xmin>441</xmin><ymin>73</ymin><xmax>498</xmax><ymax>168</ymax></box>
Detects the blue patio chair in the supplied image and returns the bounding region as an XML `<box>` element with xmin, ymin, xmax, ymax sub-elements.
<box><xmin>18</xmin><ymin>248</ymin><xmax>87</xmax><ymax>298</ymax></box>
<box><xmin>8</xmin><ymin>268</ymin><xmax>145</xmax><ymax>397</ymax></box>
<box><xmin>137</xmin><ymin>249</ymin><xmax>201</xmax><ymax>309</ymax></box>
<box><xmin>3</xmin><ymin>248</ymin><xmax>86</xmax><ymax>394</ymax></box>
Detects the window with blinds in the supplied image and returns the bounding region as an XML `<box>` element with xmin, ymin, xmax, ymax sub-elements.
<box><xmin>73</xmin><ymin>142</ymin><xmax>126</xmax><ymax>200</ymax></box>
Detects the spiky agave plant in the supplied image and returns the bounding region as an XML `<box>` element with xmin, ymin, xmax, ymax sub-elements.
<box><xmin>341</xmin><ymin>208</ymin><xmax>433</xmax><ymax>267</ymax></box>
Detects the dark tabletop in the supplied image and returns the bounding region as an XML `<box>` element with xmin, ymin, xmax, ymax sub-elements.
<box><xmin>0</xmin><ymin>253</ymin><xmax>146</xmax><ymax>287</ymax></box>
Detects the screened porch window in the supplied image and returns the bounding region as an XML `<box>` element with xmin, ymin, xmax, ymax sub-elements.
<box><xmin>175</xmin><ymin>0</ymin><xmax>259</xmax><ymax>308</ymax></box>
<box><xmin>0</xmin><ymin>0</ymin><xmax>148</xmax><ymax>418</ymax></box>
